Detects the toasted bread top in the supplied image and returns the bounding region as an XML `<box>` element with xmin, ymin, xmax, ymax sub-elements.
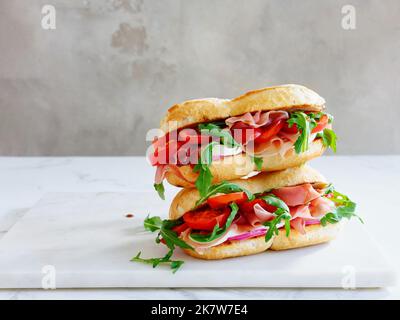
<box><xmin>160</xmin><ymin>84</ymin><xmax>325</xmax><ymax>133</ymax></box>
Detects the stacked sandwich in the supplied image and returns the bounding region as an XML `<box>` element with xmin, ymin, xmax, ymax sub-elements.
<box><xmin>134</xmin><ymin>84</ymin><xmax>359</xmax><ymax>271</ymax></box>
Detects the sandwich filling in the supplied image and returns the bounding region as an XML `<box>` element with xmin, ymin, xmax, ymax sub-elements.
<box><xmin>149</xmin><ymin>110</ymin><xmax>337</xmax><ymax>199</ymax></box>
<box><xmin>133</xmin><ymin>181</ymin><xmax>359</xmax><ymax>272</ymax></box>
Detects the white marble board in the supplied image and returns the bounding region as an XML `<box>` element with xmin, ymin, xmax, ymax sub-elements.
<box><xmin>0</xmin><ymin>192</ymin><xmax>396</xmax><ymax>288</ymax></box>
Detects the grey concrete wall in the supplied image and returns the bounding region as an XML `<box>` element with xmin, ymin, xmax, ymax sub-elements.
<box><xmin>0</xmin><ymin>0</ymin><xmax>399</xmax><ymax>155</ymax></box>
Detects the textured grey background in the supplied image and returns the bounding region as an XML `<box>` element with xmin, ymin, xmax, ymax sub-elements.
<box><xmin>0</xmin><ymin>0</ymin><xmax>399</xmax><ymax>156</ymax></box>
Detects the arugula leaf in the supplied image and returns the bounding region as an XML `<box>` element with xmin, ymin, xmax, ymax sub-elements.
<box><xmin>319</xmin><ymin>213</ymin><xmax>339</xmax><ymax>225</ymax></box>
<box><xmin>323</xmin><ymin>183</ymin><xmax>335</xmax><ymax>195</ymax></box>
<box><xmin>154</xmin><ymin>182</ymin><xmax>165</xmax><ymax>200</ymax></box>
<box><xmin>131</xmin><ymin>250</ymin><xmax>184</xmax><ymax>273</ymax></box>
<box><xmin>160</xmin><ymin>227</ymin><xmax>193</xmax><ymax>250</ymax></box>
<box><xmin>261</xmin><ymin>194</ymin><xmax>290</xmax><ymax>213</ymax></box>
<box><xmin>193</xmin><ymin>122</ymin><xmax>242</xmax><ymax>197</ymax></box>
<box><xmin>328</xmin><ymin>189</ymin><xmax>353</xmax><ymax>207</ymax></box>
<box><xmin>199</xmin><ymin>141</ymin><xmax>216</xmax><ymax>165</ymax></box>
<box><xmin>161</xmin><ymin>218</ymin><xmax>183</xmax><ymax>230</ymax></box>
<box><xmin>146</xmin><ymin>217</ymin><xmax>193</xmax><ymax>250</ymax></box>
<box><xmin>195</xmin><ymin>181</ymin><xmax>255</xmax><ymax>207</ymax></box>
<box><xmin>193</xmin><ymin>142</ymin><xmax>218</xmax><ymax>197</ymax></box>
<box><xmin>307</xmin><ymin>112</ymin><xmax>322</xmax><ymax>120</ymax></box>
<box><xmin>193</xmin><ymin>164</ymin><xmax>213</xmax><ymax>197</ymax></box>
<box><xmin>317</xmin><ymin>128</ymin><xmax>337</xmax><ymax>152</ymax></box>
<box><xmin>260</xmin><ymin>195</ymin><xmax>292</xmax><ymax>242</ymax></box>
<box><xmin>189</xmin><ymin>203</ymin><xmax>239</xmax><ymax>242</ymax></box>
<box><xmin>320</xmin><ymin>189</ymin><xmax>362</xmax><ymax>226</ymax></box>
<box><xmin>252</xmin><ymin>156</ymin><xmax>263</xmax><ymax>171</ymax></box>
<box><xmin>308</xmin><ymin>112</ymin><xmax>324</xmax><ymax>121</ymax></box>
<box><xmin>144</xmin><ymin>215</ymin><xmax>163</xmax><ymax>232</ymax></box>
<box><xmin>193</xmin><ymin>221</ymin><xmax>221</xmax><ymax>242</ymax></box>
<box><xmin>263</xmin><ymin>208</ymin><xmax>292</xmax><ymax>242</ymax></box>
<box><xmin>198</xmin><ymin>123</ymin><xmax>240</xmax><ymax>148</ymax></box>
<box><xmin>170</xmin><ymin>260</ymin><xmax>185</xmax><ymax>272</ymax></box>
<box><xmin>308</xmin><ymin>112</ymin><xmax>334</xmax><ymax>124</ymax></box>
<box><xmin>287</xmin><ymin>111</ymin><xmax>316</xmax><ymax>154</ymax></box>
<box><xmin>302</xmin><ymin>112</ymin><xmax>337</xmax><ymax>152</ymax></box>
<box><xmin>132</xmin><ymin>215</ymin><xmax>193</xmax><ymax>273</ymax></box>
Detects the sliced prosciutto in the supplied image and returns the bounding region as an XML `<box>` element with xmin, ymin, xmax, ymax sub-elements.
<box><xmin>290</xmin><ymin>217</ymin><xmax>306</xmax><ymax>234</ymax></box>
<box><xmin>252</xmin><ymin>135</ymin><xmax>296</xmax><ymax>156</ymax></box>
<box><xmin>155</xmin><ymin>164</ymin><xmax>196</xmax><ymax>186</ymax></box>
<box><xmin>226</xmin><ymin>111</ymin><xmax>299</xmax><ymax>157</ymax></box>
<box><xmin>309</xmin><ymin>196</ymin><xmax>335</xmax><ymax>217</ymax></box>
<box><xmin>272</xmin><ymin>184</ymin><xmax>321</xmax><ymax>206</ymax></box>
<box><xmin>154</xmin><ymin>164</ymin><xmax>168</xmax><ymax>185</ymax></box>
<box><xmin>289</xmin><ymin>205</ymin><xmax>319</xmax><ymax>234</ymax></box>
<box><xmin>226</xmin><ymin>110</ymin><xmax>289</xmax><ymax>129</ymax></box>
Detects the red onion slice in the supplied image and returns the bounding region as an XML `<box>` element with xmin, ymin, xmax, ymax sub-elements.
<box><xmin>227</xmin><ymin>228</ymin><xmax>267</xmax><ymax>241</ymax></box>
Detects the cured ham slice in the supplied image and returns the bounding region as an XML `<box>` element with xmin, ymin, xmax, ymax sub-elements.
<box><xmin>152</xmin><ymin>131</ymin><xmax>176</xmax><ymax>151</ymax></box>
<box><xmin>226</xmin><ymin>110</ymin><xmax>289</xmax><ymax>128</ymax></box>
<box><xmin>154</xmin><ymin>164</ymin><xmax>168</xmax><ymax>184</ymax></box>
<box><xmin>278</xmin><ymin>131</ymin><xmax>300</xmax><ymax>143</ymax></box>
<box><xmin>309</xmin><ymin>196</ymin><xmax>335</xmax><ymax>217</ymax></box>
<box><xmin>231</xmin><ymin>127</ymin><xmax>262</xmax><ymax>146</ymax></box>
<box><xmin>239</xmin><ymin>124</ymin><xmax>299</xmax><ymax>157</ymax></box>
<box><xmin>305</xmin><ymin>220</ymin><xmax>321</xmax><ymax>226</ymax></box>
<box><xmin>152</xmin><ymin>139</ymin><xmax>182</xmax><ymax>165</ymax></box>
<box><xmin>154</xmin><ymin>164</ymin><xmax>196</xmax><ymax>186</ymax></box>
<box><xmin>242</xmin><ymin>208</ymin><xmax>262</xmax><ymax>226</ymax></box>
<box><xmin>272</xmin><ymin>184</ymin><xmax>321</xmax><ymax>206</ymax></box>
<box><xmin>251</xmin><ymin>136</ymin><xmax>294</xmax><ymax>157</ymax></box>
<box><xmin>289</xmin><ymin>204</ymin><xmax>322</xmax><ymax>234</ymax></box>
<box><xmin>290</xmin><ymin>217</ymin><xmax>306</xmax><ymax>234</ymax></box>
<box><xmin>225</xmin><ymin>110</ymin><xmax>320</xmax><ymax>159</ymax></box>
<box><xmin>290</xmin><ymin>205</ymin><xmax>319</xmax><ymax>221</ymax></box>
<box><xmin>253</xmin><ymin>203</ymin><xmax>276</xmax><ymax>222</ymax></box>
<box><xmin>242</xmin><ymin>203</ymin><xmax>276</xmax><ymax>226</ymax></box>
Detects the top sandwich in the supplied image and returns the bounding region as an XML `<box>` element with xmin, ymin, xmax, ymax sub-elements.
<box><xmin>149</xmin><ymin>84</ymin><xmax>337</xmax><ymax>198</ymax></box>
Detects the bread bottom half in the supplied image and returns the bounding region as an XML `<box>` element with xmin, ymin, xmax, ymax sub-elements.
<box><xmin>183</xmin><ymin>236</ymin><xmax>274</xmax><ymax>260</ymax></box>
<box><xmin>183</xmin><ymin>223</ymin><xmax>340</xmax><ymax>260</ymax></box>
<box><xmin>270</xmin><ymin>222</ymin><xmax>341</xmax><ymax>251</ymax></box>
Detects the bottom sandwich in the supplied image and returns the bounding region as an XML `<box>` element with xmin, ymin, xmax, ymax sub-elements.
<box><xmin>133</xmin><ymin>166</ymin><xmax>360</xmax><ymax>272</ymax></box>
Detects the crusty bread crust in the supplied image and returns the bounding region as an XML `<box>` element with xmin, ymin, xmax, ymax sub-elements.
<box><xmin>228</xmin><ymin>84</ymin><xmax>325</xmax><ymax>116</ymax></box>
<box><xmin>160</xmin><ymin>84</ymin><xmax>325</xmax><ymax>133</ymax></box>
<box><xmin>169</xmin><ymin>164</ymin><xmax>327</xmax><ymax>220</ymax></box>
<box><xmin>270</xmin><ymin>223</ymin><xmax>340</xmax><ymax>250</ymax></box>
<box><xmin>160</xmin><ymin>98</ymin><xmax>230</xmax><ymax>133</ymax></box>
<box><xmin>166</xmin><ymin>139</ymin><xmax>325</xmax><ymax>188</ymax></box>
<box><xmin>183</xmin><ymin>236</ymin><xmax>274</xmax><ymax>260</ymax></box>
